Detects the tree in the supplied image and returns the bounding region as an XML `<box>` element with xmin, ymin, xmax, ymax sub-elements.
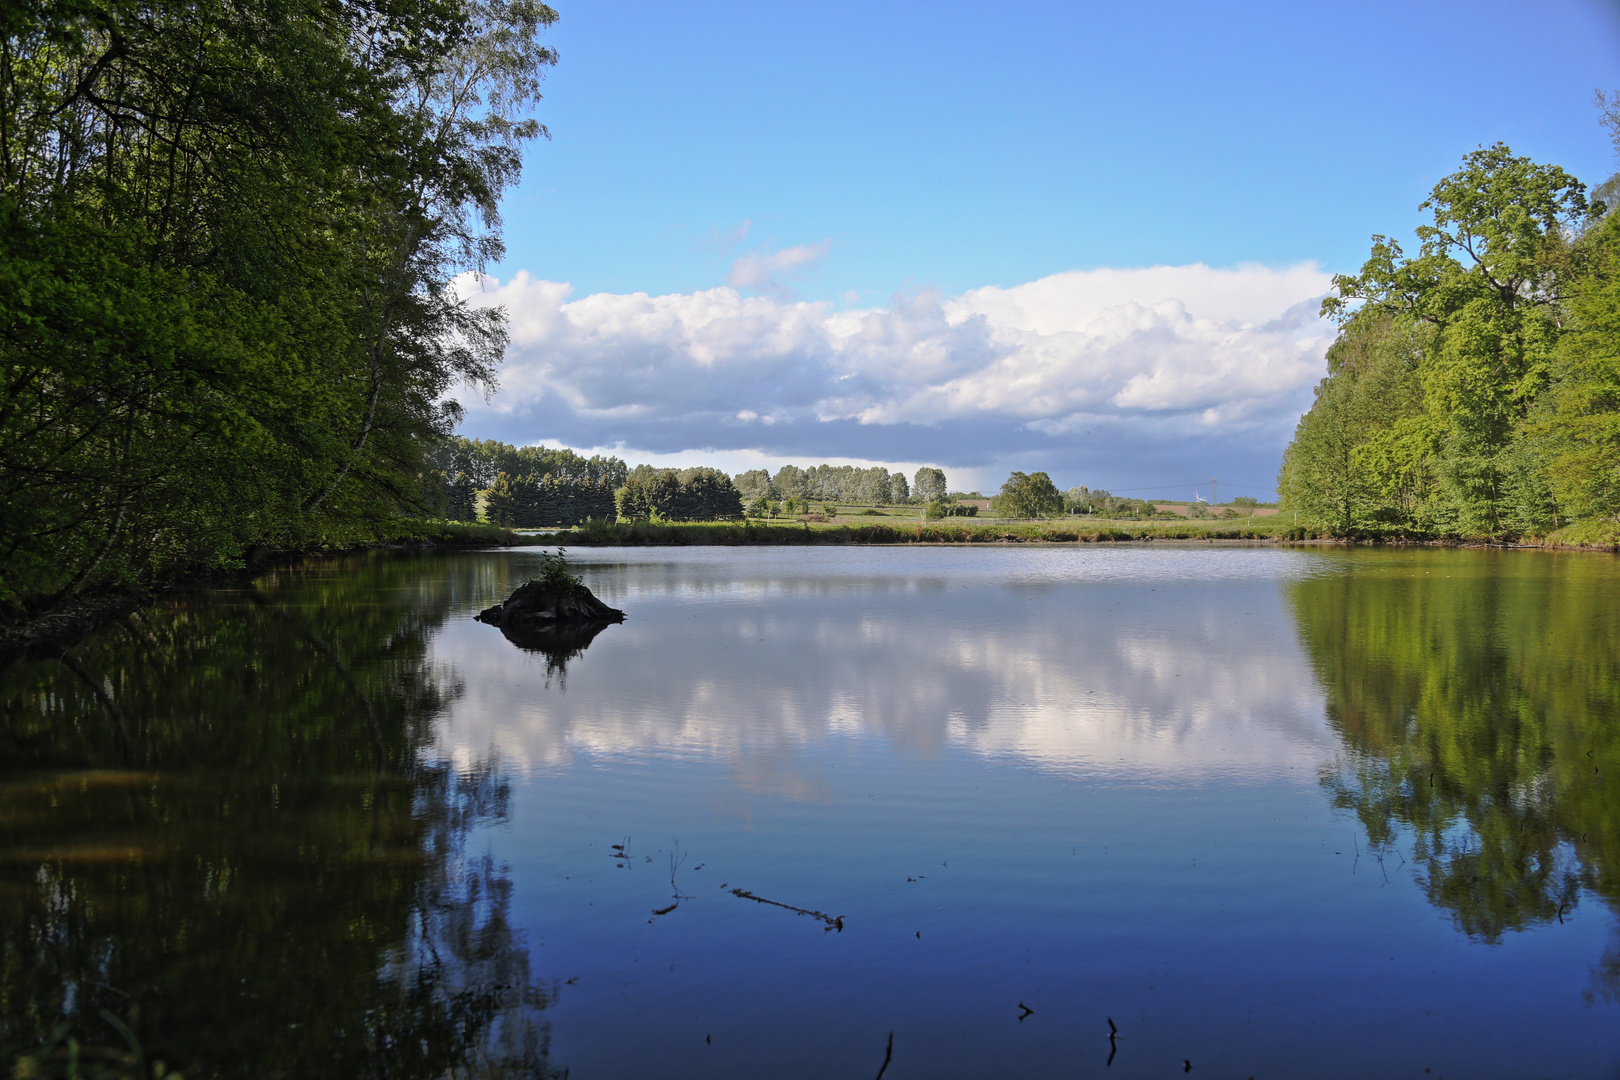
<box><xmin>996</xmin><ymin>471</ymin><xmax>1063</xmax><ymax>518</ymax></box>
<box><xmin>1312</xmin><ymin>143</ymin><xmax>1598</xmax><ymax>534</ymax></box>
<box><xmin>483</xmin><ymin>473</ymin><xmax>516</xmax><ymax>526</ymax></box>
<box><xmin>614</xmin><ymin>469</ymin><xmax>743</xmax><ymax>522</ymax></box>
<box><xmin>912</xmin><ymin>467</ymin><xmax>947</xmax><ymax>504</ymax></box>
<box><xmin>734</xmin><ymin>469</ymin><xmax>773</xmax><ymax>500</ymax></box>
<box><xmin>1533</xmin><ymin>187</ymin><xmax>1620</xmax><ymax>522</ymax></box>
<box><xmin>1277</xmin><ymin>311</ymin><xmax>1432</xmax><ymax>534</ymax></box>
<box><xmin>0</xmin><ymin>0</ymin><xmax>560</xmax><ymax>610</ymax></box>
<box><xmin>888</xmin><ymin>472</ymin><xmax>910</xmax><ymax>503</ymax></box>
<box><xmin>773</xmin><ymin>465</ymin><xmax>809</xmax><ymax>500</ymax></box>
<box><xmin>447</xmin><ymin>473</ymin><xmax>479</xmax><ymax>521</ymax></box>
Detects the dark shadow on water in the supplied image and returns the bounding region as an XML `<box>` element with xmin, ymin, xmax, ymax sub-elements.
<box><xmin>0</xmin><ymin>552</ymin><xmax>567</xmax><ymax>1079</ymax></box>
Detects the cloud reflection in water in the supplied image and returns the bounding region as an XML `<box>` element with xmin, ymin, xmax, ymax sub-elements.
<box><xmin>432</xmin><ymin>547</ymin><xmax>1338</xmax><ymax>791</ymax></box>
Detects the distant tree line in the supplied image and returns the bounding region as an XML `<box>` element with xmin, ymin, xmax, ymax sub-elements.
<box><xmin>424</xmin><ymin>437</ymin><xmax>627</xmax><ymax>526</ymax></box>
<box><xmin>426</xmin><ymin>437</ymin><xmax>628</xmax><ymax>490</ymax></box>
<box><xmin>615</xmin><ymin>468</ymin><xmax>745</xmax><ymax>522</ymax></box>
<box><xmin>484</xmin><ymin>473</ymin><xmax>619</xmax><ymax>527</ymax></box>
<box><xmin>431</xmin><ymin>438</ymin><xmax>1264</xmax><ymax>528</ymax></box>
<box><xmin>424</xmin><ymin>443</ymin><xmax>955</xmax><ymax>526</ymax></box>
<box><xmin>734</xmin><ymin>465</ymin><xmax>949</xmax><ymax>505</ymax></box>
<box><xmin>1279</xmin><ymin>122</ymin><xmax>1620</xmax><ymax>538</ymax></box>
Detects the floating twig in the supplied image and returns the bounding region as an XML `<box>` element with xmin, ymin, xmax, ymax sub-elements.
<box><xmin>873</xmin><ymin>1031</ymin><xmax>894</xmax><ymax>1080</ymax></box>
<box><xmin>728</xmin><ymin>887</ymin><xmax>844</xmax><ymax>931</ymax></box>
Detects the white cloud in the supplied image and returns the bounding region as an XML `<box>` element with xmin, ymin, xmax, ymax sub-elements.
<box><xmin>455</xmin><ymin>262</ymin><xmax>1335</xmax><ymax>491</ymax></box>
<box><xmin>725</xmin><ymin>240</ymin><xmax>832</xmax><ymax>297</ymax></box>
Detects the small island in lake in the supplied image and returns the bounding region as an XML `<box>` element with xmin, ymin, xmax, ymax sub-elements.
<box><xmin>476</xmin><ymin>577</ymin><xmax>625</xmax><ymax>631</ymax></box>
<box><xmin>475</xmin><ymin>551</ymin><xmax>624</xmax><ymax>658</ymax></box>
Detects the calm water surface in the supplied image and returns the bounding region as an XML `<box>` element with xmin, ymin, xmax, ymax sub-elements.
<box><xmin>2</xmin><ymin>545</ymin><xmax>1617</xmax><ymax>1078</ymax></box>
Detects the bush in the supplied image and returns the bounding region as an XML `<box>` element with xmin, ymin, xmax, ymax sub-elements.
<box><xmin>534</xmin><ymin>548</ymin><xmax>584</xmax><ymax>595</ymax></box>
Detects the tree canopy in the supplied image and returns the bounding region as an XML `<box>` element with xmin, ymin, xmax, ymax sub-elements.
<box><xmin>1281</xmin><ymin>136</ymin><xmax>1620</xmax><ymax>538</ymax></box>
<box><xmin>0</xmin><ymin>0</ymin><xmax>557</xmax><ymax>610</ymax></box>
<box><xmin>995</xmin><ymin>471</ymin><xmax>1063</xmax><ymax>518</ymax></box>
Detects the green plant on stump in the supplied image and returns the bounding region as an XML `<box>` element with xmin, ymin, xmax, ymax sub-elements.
<box><xmin>535</xmin><ymin>549</ymin><xmax>585</xmax><ymax>597</ymax></box>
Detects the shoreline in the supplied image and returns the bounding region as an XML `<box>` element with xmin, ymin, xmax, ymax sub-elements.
<box><xmin>8</xmin><ymin>520</ymin><xmax>1613</xmax><ymax>656</ymax></box>
<box><xmin>519</xmin><ymin>520</ymin><xmax>1620</xmax><ymax>552</ymax></box>
<box><xmin>0</xmin><ymin>521</ymin><xmax>523</xmax><ymax>658</ymax></box>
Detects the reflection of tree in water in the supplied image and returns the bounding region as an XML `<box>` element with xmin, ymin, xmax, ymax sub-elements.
<box><xmin>1288</xmin><ymin>553</ymin><xmax>1620</xmax><ymax>984</ymax></box>
<box><xmin>489</xmin><ymin>618</ymin><xmax>619</xmax><ymax>689</ymax></box>
<box><xmin>0</xmin><ymin>553</ymin><xmax>563</xmax><ymax>1077</ymax></box>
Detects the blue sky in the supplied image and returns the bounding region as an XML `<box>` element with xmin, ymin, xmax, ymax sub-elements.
<box><xmin>460</xmin><ymin>0</ymin><xmax>1620</xmax><ymax>498</ymax></box>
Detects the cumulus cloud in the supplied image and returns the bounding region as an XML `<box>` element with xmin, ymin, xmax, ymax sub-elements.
<box><xmin>725</xmin><ymin>240</ymin><xmax>831</xmax><ymax>298</ymax></box>
<box><xmin>455</xmin><ymin>263</ymin><xmax>1336</xmax><ymax>491</ymax></box>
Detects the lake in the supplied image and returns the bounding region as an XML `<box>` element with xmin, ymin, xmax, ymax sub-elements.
<box><xmin>2</xmin><ymin>545</ymin><xmax>1617</xmax><ymax>1078</ymax></box>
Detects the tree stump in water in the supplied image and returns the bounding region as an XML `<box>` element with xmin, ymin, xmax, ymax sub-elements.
<box><xmin>475</xmin><ymin>579</ymin><xmax>625</xmax><ymax>634</ymax></box>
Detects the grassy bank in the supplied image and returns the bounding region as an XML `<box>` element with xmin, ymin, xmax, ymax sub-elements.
<box><xmin>1527</xmin><ymin>520</ymin><xmax>1620</xmax><ymax>550</ymax></box>
<box><xmin>531</xmin><ymin>517</ymin><xmax>1292</xmax><ymax>546</ymax></box>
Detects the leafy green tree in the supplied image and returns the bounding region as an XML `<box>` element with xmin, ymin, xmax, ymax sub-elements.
<box><xmin>996</xmin><ymin>471</ymin><xmax>1063</xmax><ymax>518</ymax></box>
<box><xmin>773</xmin><ymin>464</ymin><xmax>809</xmax><ymax>500</ymax></box>
<box><xmin>0</xmin><ymin>0</ymin><xmax>558</xmax><ymax>611</ymax></box>
<box><xmin>889</xmin><ymin>471</ymin><xmax>910</xmax><ymax>502</ymax></box>
<box><xmin>912</xmin><ymin>467</ymin><xmax>948</xmax><ymax>504</ymax></box>
<box><xmin>615</xmin><ymin>481</ymin><xmax>652</xmax><ymax>521</ymax></box>
<box><xmin>1533</xmin><ymin>212</ymin><xmax>1620</xmax><ymax>522</ymax></box>
<box><xmin>1277</xmin><ymin>314</ymin><xmax>1427</xmax><ymax>534</ymax></box>
<box><xmin>613</xmin><ymin>469</ymin><xmax>742</xmax><ymax>522</ymax></box>
<box><xmin>1308</xmin><ymin>144</ymin><xmax>1599</xmax><ymax>535</ymax></box>
<box><xmin>735</xmin><ymin>468</ymin><xmax>774</xmax><ymax>500</ymax></box>
<box><xmin>426</xmin><ymin>437</ymin><xmax>627</xmax><ymax>489</ymax></box>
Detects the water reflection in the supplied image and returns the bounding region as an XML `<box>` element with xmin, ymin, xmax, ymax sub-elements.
<box><xmin>4</xmin><ymin>546</ymin><xmax>1618</xmax><ymax>1076</ymax></box>
<box><xmin>437</xmin><ymin>548</ymin><xmax>1337</xmax><ymax>785</ymax></box>
<box><xmin>1288</xmin><ymin>551</ymin><xmax>1620</xmax><ymax>992</ymax></box>
<box><xmin>482</xmin><ymin>617</ymin><xmax>620</xmax><ymax>689</ymax></box>
<box><xmin>0</xmin><ymin>554</ymin><xmax>560</xmax><ymax>1078</ymax></box>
